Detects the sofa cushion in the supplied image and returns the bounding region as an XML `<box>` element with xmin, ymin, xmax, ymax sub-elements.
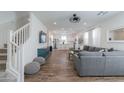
<box><xmin>99</xmin><ymin>48</ymin><xmax>106</xmax><ymax>52</ymax></box>
<box><xmin>79</xmin><ymin>52</ymin><xmax>103</xmax><ymax>56</ymax></box>
<box><xmin>107</xmin><ymin>48</ymin><xmax>114</xmax><ymax>52</ymax></box>
<box><xmin>94</xmin><ymin>47</ymin><xmax>101</xmax><ymax>51</ymax></box>
<box><xmin>99</xmin><ymin>49</ymin><xmax>105</xmax><ymax>52</ymax></box>
<box><xmin>88</xmin><ymin>46</ymin><xmax>95</xmax><ymax>51</ymax></box>
<box><xmin>83</xmin><ymin>46</ymin><xmax>89</xmax><ymax>51</ymax></box>
<box><xmin>104</xmin><ymin>51</ymin><xmax>124</xmax><ymax>56</ymax></box>
<box><xmin>24</xmin><ymin>62</ymin><xmax>40</xmax><ymax>75</ymax></box>
<box><xmin>33</xmin><ymin>57</ymin><xmax>45</xmax><ymax>65</ymax></box>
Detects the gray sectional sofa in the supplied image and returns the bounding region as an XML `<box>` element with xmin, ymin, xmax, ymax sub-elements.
<box><xmin>73</xmin><ymin>45</ymin><xmax>124</xmax><ymax>76</ymax></box>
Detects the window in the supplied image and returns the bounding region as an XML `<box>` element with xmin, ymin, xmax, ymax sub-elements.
<box><xmin>92</xmin><ymin>28</ymin><xmax>101</xmax><ymax>46</ymax></box>
<box><xmin>61</xmin><ymin>35</ymin><xmax>67</xmax><ymax>44</ymax></box>
<box><xmin>61</xmin><ymin>35</ymin><xmax>67</xmax><ymax>41</ymax></box>
<box><xmin>84</xmin><ymin>32</ymin><xmax>89</xmax><ymax>45</ymax></box>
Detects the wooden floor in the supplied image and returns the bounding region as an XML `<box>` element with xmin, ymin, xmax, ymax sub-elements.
<box><xmin>25</xmin><ymin>50</ymin><xmax>124</xmax><ymax>82</ymax></box>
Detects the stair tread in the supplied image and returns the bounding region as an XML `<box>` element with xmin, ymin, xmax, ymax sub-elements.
<box><xmin>0</xmin><ymin>53</ymin><xmax>7</xmax><ymax>60</ymax></box>
<box><xmin>0</xmin><ymin>48</ymin><xmax>7</xmax><ymax>54</ymax></box>
<box><xmin>0</xmin><ymin>48</ymin><xmax>7</xmax><ymax>49</ymax></box>
<box><xmin>0</xmin><ymin>49</ymin><xmax>7</xmax><ymax>50</ymax></box>
<box><xmin>0</xmin><ymin>53</ymin><xmax>7</xmax><ymax>56</ymax></box>
<box><xmin>0</xmin><ymin>60</ymin><xmax>6</xmax><ymax>64</ymax></box>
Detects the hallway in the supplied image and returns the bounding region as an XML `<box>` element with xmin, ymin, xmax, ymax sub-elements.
<box><xmin>25</xmin><ymin>50</ymin><xmax>79</xmax><ymax>82</ymax></box>
<box><xmin>25</xmin><ymin>50</ymin><xmax>124</xmax><ymax>82</ymax></box>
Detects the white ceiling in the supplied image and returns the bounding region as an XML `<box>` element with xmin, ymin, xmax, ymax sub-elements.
<box><xmin>33</xmin><ymin>11</ymin><xmax>121</xmax><ymax>33</ymax></box>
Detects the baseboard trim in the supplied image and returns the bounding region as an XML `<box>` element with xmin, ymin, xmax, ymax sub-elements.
<box><xmin>6</xmin><ymin>68</ymin><xmax>18</xmax><ymax>81</ymax></box>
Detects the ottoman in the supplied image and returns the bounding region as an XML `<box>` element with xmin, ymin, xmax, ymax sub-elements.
<box><xmin>33</xmin><ymin>57</ymin><xmax>45</xmax><ymax>65</ymax></box>
<box><xmin>24</xmin><ymin>62</ymin><xmax>40</xmax><ymax>75</ymax></box>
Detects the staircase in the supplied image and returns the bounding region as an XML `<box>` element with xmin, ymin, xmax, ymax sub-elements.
<box><xmin>0</xmin><ymin>45</ymin><xmax>17</xmax><ymax>81</ymax></box>
<box><xmin>0</xmin><ymin>48</ymin><xmax>7</xmax><ymax>71</ymax></box>
<box><xmin>0</xmin><ymin>23</ymin><xmax>30</xmax><ymax>82</ymax></box>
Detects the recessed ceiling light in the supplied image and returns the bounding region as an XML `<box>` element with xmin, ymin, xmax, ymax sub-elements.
<box><xmin>83</xmin><ymin>22</ymin><xmax>87</xmax><ymax>25</ymax></box>
<box><xmin>53</xmin><ymin>22</ymin><xmax>56</xmax><ymax>25</ymax></box>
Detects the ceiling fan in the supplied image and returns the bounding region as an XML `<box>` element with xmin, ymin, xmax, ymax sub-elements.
<box><xmin>69</xmin><ymin>14</ymin><xmax>81</xmax><ymax>23</ymax></box>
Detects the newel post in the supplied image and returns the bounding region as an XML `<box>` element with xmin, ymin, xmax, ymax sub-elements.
<box><xmin>6</xmin><ymin>30</ymin><xmax>13</xmax><ymax>71</ymax></box>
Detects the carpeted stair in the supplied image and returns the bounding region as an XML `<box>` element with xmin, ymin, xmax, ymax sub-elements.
<box><xmin>0</xmin><ymin>48</ymin><xmax>7</xmax><ymax>71</ymax></box>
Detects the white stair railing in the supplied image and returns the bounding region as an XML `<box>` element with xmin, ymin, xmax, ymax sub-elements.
<box><xmin>7</xmin><ymin>23</ymin><xmax>30</xmax><ymax>82</ymax></box>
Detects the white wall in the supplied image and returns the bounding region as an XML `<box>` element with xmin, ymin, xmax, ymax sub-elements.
<box><xmin>0</xmin><ymin>11</ymin><xmax>48</xmax><ymax>65</ymax></box>
<box><xmin>83</xmin><ymin>32</ymin><xmax>89</xmax><ymax>45</ymax></box>
<box><xmin>23</xmin><ymin>13</ymin><xmax>47</xmax><ymax>65</ymax></box>
<box><xmin>15</xmin><ymin>12</ymin><xmax>30</xmax><ymax>29</ymax></box>
<box><xmin>82</xmin><ymin>12</ymin><xmax>124</xmax><ymax>50</ymax></box>
<box><xmin>0</xmin><ymin>21</ymin><xmax>16</xmax><ymax>48</ymax></box>
<box><xmin>51</xmin><ymin>31</ymin><xmax>77</xmax><ymax>49</ymax></box>
<box><xmin>0</xmin><ymin>12</ymin><xmax>31</xmax><ymax>48</ymax></box>
<box><xmin>92</xmin><ymin>28</ymin><xmax>101</xmax><ymax>47</ymax></box>
<box><xmin>0</xmin><ymin>12</ymin><xmax>16</xmax><ymax>48</ymax></box>
<box><xmin>0</xmin><ymin>12</ymin><xmax>15</xmax><ymax>24</ymax></box>
<box><xmin>99</xmin><ymin>12</ymin><xmax>124</xmax><ymax>50</ymax></box>
<box><xmin>83</xmin><ymin>28</ymin><xmax>101</xmax><ymax>47</ymax></box>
